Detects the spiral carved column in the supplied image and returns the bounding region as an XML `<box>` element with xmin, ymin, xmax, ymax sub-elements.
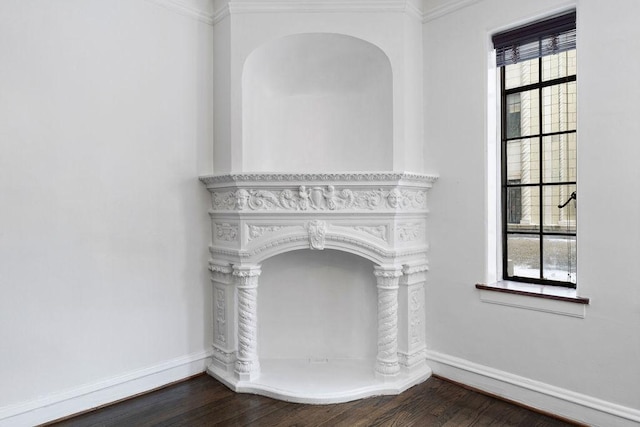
<box><xmin>374</xmin><ymin>265</ymin><xmax>402</xmax><ymax>378</ymax></box>
<box><xmin>233</xmin><ymin>264</ymin><xmax>261</xmax><ymax>381</ymax></box>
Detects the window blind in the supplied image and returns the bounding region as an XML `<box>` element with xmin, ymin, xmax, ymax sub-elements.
<box><xmin>493</xmin><ymin>10</ymin><xmax>576</xmax><ymax>67</ymax></box>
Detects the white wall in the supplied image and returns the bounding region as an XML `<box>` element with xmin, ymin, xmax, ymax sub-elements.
<box><xmin>424</xmin><ymin>0</ymin><xmax>640</xmax><ymax>423</ymax></box>
<box><xmin>0</xmin><ymin>0</ymin><xmax>213</xmax><ymax>423</ymax></box>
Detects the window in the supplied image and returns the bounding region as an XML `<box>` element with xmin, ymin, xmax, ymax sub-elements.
<box><xmin>494</xmin><ymin>11</ymin><xmax>577</xmax><ymax>288</ymax></box>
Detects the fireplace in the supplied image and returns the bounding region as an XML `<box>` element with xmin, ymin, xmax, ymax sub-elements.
<box><xmin>204</xmin><ymin>0</ymin><xmax>435</xmax><ymax>403</ymax></box>
<box><xmin>200</xmin><ymin>172</ymin><xmax>436</xmax><ymax>403</ymax></box>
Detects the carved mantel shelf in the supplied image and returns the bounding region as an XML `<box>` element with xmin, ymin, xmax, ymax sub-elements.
<box><xmin>200</xmin><ymin>172</ymin><xmax>439</xmax><ymax>185</ymax></box>
<box><xmin>200</xmin><ymin>171</ymin><xmax>437</xmax><ymax>404</ymax></box>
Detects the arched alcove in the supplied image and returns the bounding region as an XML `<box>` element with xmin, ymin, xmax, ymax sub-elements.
<box><xmin>242</xmin><ymin>33</ymin><xmax>393</xmax><ymax>172</ymax></box>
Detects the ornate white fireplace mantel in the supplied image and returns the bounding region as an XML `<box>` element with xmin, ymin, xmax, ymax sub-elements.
<box><xmin>200</xmin><ymin>172</ymin><xmax>437</xmax><ymax>404</ymax></box>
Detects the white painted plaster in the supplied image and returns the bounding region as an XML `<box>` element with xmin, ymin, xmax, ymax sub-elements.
<box><xmin>424</xmin><ymin>0</ymin><xmax>640</xmax><ymax>422</ymax></box>
<box><xmin>0</xmin><ymin>0</ymin><xmax>213</xmax><ymax>421</ymax></box>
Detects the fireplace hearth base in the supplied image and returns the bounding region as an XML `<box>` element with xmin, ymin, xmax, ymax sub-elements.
<box><xmin>208</xmin><ymin>358</ymin><xmax>431</xmax><ymax>404</ymax></box>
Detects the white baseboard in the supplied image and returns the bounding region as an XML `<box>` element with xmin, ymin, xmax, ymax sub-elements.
<box><xmin>4</xmin><ymin>349</ymin><xmax>637</xmax><ymax>426</ymax></box>
<box><xmin>0</xmin><ymin>350</ymin><xmax>212</xmax><ymax>427</ymax></box>
<box><xmin>426</xmin><ymin>350</ymin><xmax>640</xmax><ymax>427</ymax></box>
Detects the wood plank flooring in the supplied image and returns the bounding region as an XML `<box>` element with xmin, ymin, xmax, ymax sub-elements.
<box><xmin>47</xmin><ymin>374</ymin><xmax>581</xmax><ymax>427</ymax></box>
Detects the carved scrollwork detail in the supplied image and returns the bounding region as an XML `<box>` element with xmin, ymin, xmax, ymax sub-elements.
<box><xmin>403</xmin><ymin>264</ymin><xmax>429</xmax><ymax>275</ymax></box>
<box><xmin>374</xmin><ymin>267</ymin><xmax>403</xmax><ymax>289</ymax></box>
<box><xmin>409</xmin><ymin>289</ymin><xmax>422</xmax><ymax>346</ymax></box>
<box><xmin>212</xmin><ymin>192</ymin><xmax>236</xmax><ymax>210</ymax></box>
<box><xmin>233</xmin><ymin>268</ymin><xmax>261</xmax><ymax>282</ymax></box>
<box><xmin>209</xmin><ymin>262</ymin><xmax>233</xmax><ymax>283</ymax></box>
<box><xmin>211</xmin><ymin>346</ymin><xmax>235</xmax><ymax>364</ymax></box>
<box><xmin>211</xmin><ymin>187</ymin><xmax>427</xmax><ymax>212</ymax></box>
<box><xmin>306</xmin><ymin>220</ymin><xmax>327</xmax><ymax>250</ymax></box>
<box><xmin>279</xmin><ymin>189</ymin><xmax>303</xmax><ymax>210</ymax></box>
<box><xmin>352</xmin><ymin>225</ymin><xmax>388</xmax><ymax>242</ymax></box>
<box><xmin>387</xmin><ymin>189</ymin><xmax>427</xmax><ymax>210</ymax></box>
<box><xmin>214</xmin><ymin>287</ymin><xmax>227</xmax><ymax>345</ymax></box>
<box><xmin>208</xmin><ymin>262</ymin><xmax>233</xmax><ymax>274</ymax></box>
<box><xmin>247</xmin><ymin>225</ymin><xmax>285</xmax><ymax>241</ymax></box>
<box><xmin>215</xmin><ymin>223</ymin><xmax>238</xmax><ymax>242</ymax></box>
<box><xmin>396</xmin><ymin>223</ymin><xmax>423</xmax><ymax>242</ymax></box>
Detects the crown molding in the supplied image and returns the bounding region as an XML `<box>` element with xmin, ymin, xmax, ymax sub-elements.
<box><xmin>146</xmin><ymin>0</ymin><xmax>215</xmax><ymax>25</ymax></box>
<box><xmin>212</xmin><ymin>0</ymin><xmax>424</xmax><ymax>24</ymax></box>
<box><xmin>213</xmin><ymin>3</ymin><xmax>230</xmax><ymax>24</ymax></box>
<box><xmin>146</xmin><ymin>0</ymin><xmax>482</xmax><ymax>27</ymax></box>
<box><xmin>200</xmin><ymin>172</ymin><xmax>438</xmax><ymax>186</ymax></box>
<box><xmin>422</xmin><ymin>0</ymin><xmax>482</xmax><ymax>23</ymax></box>
<box><xmin>405</xmin><ymin>1</ymin><xmax>424</xmax><ymax>21</ymax></box>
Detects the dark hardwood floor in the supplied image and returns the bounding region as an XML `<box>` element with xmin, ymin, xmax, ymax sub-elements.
<box><xmin>47</xmin><ymin>374</ymin><xmax>581</xmax><ymax>427</ymax></box>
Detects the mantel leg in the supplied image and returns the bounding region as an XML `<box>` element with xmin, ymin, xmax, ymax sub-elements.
<box><xmin>233</xmin><ymin>264</ymin><xmax>261</xmax><ymax>381</ymax></box>
<box><xmin>374</xmin><ymin>265</ymin><xmax>402</xmax><ymax>378</ymax></box>
<box><xmin>209</xmin><ymin>261</ymin><xmax>235</xmax><ymax>374</ymax></box>
<box><xmin>397</xmin><ymin>264</ymin><xmax>428</xmax><ymax>371</ymax></box>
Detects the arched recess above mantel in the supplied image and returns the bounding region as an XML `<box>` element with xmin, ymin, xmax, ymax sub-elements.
<box><xmin>242</xmin><ymin>33</ymin><xmax>393</xmax><ymax>173</ymax></box>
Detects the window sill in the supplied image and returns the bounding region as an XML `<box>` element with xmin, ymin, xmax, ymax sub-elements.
<box><xmin>475</xmin><ymin>282</ymin><xmax>589</xmax><ymax>318</ymax></box>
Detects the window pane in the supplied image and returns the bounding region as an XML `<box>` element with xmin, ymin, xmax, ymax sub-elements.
<box><xmin>542</xmin><ymin>49</ymin><xmax>576</xmax><ymax>81</ymax></box>
<box><xmin>505</xmin><ymin>57</ymin><xmax>539</xmax><ymax>90</ymax></box>
<box><xmin>543</xmin><ymin>235</ymin><xmax>577</xmax><ymax>284</ymax></box>
<box><xmin>542</xmin><ymin>133</ymin><xmax>577</xmax><ymax>183</ymax></box>
<box><xmin>542</xmin><ymin>82</ymin><xmax>577</xmax><ymax>133</ymax></box>
<box><xmin>506</xmin><ymin>234</ymin><xmax>540</xmax><ymax>279</ymax></box>
<box><xmin>543</xmin><ymin>184</ymin><xmax>577</xmax><ymax>232</ymax></box>
<box><xmin>507</xmin><ymin>186</ymin><xmax>540</xmax><ymax>232</ymax></box>
<box><xmin>506</xmin><ymin>138</ymin><xmax>540</xmax><ymax>184</ymax></box>
<box><xmin>505</xmin><ymin>90</ymin><xmax>540</xmax><ymax>138</ymax></box>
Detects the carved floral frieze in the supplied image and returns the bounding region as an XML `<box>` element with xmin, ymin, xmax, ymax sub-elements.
<box><xmin>211</xmin><ymin>346</ymin><xmax>235</xmax><ymax>364</ymax></box>
<box><xmin>203</xmin><ymin>171</ymin><xmax>434</xmax><ymax>265</ymax></box>
<box><xmin>209</xmin><ymin>263</ymin><xmax>233</xmax><ymax>274</ymax></box>
<box><xmin>247</xmin><ymin>225</ymin><xmax>287</xmax><ymax>241</ymax></box>
<box><xmin>215</xmin><ymin>223</ymin><xmax>238</xmax><ymax>241</ymax></box>
<box><xmin>211</xmin><ymin>186</ymin><xmax>427</xmax><ymax>212</ymax></box>
<box><xmin>215</xmin><ymin>287</ymin><xmax>227</xmax><ymax>345</ymax></box>
<box><xmin>409</xmin><ymin>288</ymin><xmax>422</xmax><ymax>346</ymax></box>
<box><xmin>306</xmin><ymin>220</ymin><xmax>327</xmax><ymax>250</ymax></box>
<box><xmin>352</xmin><ymin>225</ymin><xmax>388</xmax><ymax>241</ymax></box>
<box><xmin>396</xmin><ymin>223</ymin><xmax>423</xmax><ymax>242</ymax></box>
